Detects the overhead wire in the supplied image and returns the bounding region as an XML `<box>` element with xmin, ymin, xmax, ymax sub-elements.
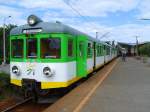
<box><xmin>63</xmin><ymin>0</ymin><xmax>112</xmax><ymax>40</ymax></box>
<box><xmin>63</xmin><ymin>0</ymin><xmax>101</xmax><ymax>33</ymax></box>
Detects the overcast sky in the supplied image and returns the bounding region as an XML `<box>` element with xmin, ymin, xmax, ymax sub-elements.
<box><xmin>1</xmin><ymin>0</ymin><xmax>150</xmax><ymax>43</ymax></box>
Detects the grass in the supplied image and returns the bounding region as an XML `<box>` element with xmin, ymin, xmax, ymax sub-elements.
<box><xmin>0</xmin><ymin>72</ymin><xmax>9</xmax><ymax>86</ymax></box>
<box><xmin>0</xmin><ymin>72</ymin><xmax>9</xmax><ymax>78</ymax></box>
<box><xmin>0</xmin><ymin>72</ymin><xmax>10</xmax><ymax>101</ymax></box>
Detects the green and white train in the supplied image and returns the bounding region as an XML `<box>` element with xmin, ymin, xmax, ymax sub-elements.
<box><xmin>10</xmin><ymin>15</ymin><xmax>117</xmax><ymax>97</ymax></box>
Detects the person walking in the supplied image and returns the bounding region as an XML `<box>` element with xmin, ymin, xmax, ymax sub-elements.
<box><xmin>122</xmin><ymin>49</ymin><xmax>127</xmax><ymax>61</ymax></box>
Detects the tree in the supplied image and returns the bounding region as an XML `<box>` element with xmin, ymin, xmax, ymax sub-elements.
<box><xmin>139</xmin><ymin>43</ymin><xmax>150</xmax><ymax>57</ymax></box>
<box><xmin>0</xmin><ymin>24</ymin><xmax>17</xmax><ymax>63</ymax></box>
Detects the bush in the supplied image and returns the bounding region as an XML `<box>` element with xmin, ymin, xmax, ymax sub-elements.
<box><xmin>0</xmin><ymin>73</ymin><xmax>10</xmax><ymax>87</ymax></box>
<box><xmin>139</xmin><ymin>43</ymin><xmax>150</xmax><ymax>57</ymax></box>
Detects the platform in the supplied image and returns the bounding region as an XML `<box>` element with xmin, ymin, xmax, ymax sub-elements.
<box><xmin>81</xmin><ymin>58</ymin><xmax>150</xmax><ymax>112</ymax></box>
<box><xmin>44</xmin><ymin>58</ymin><xmax>150</xmax><ymax>112</ymax></box>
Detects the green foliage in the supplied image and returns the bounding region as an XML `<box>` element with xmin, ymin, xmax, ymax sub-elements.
<box><xmin>0</xmin><ymin>72</ymin><xmax>9</xmax><ymax>79</ymax></box>
<box><xmin>0</xmin><ymin>73</ymin><xmax>10</xmax><ymax>101</ymax></box>
<box><xmin>0</xmin><ymin>72</ymin><xmax>10</xmax><ymax>87</ymax></box>
<box><xmin>139</xmin><ymin>43</ymin><xmax>150</xmax><ymax>57</ymax></box>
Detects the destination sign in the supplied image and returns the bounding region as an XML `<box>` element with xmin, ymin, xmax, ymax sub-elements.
<box><xmin>22</xmin><ymin>28</ymin><xmax>42</xmax><ymax>34</ymax></box>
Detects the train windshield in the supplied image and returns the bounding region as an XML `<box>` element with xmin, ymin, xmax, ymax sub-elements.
<box><xmin>11</xmin><ymin>39</ymin><xmax>23</xmax><ymax>58</ymax></box>
<box><xmin>27</xmin><ymin>38</ymin><xmax>37</xmax><ymax>58</ymax></box>
<box><xmin>40</xmin><ymin>38</ymin><xmax>61</xmax><ymax>59</ymax></box>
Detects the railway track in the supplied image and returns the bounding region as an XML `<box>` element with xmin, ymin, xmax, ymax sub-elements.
<box><xmin>1</xmin><ymin>97</ymin><xmax>50</xmax><ymax>112</ymax></box>
<box><xmin>1</xmin><ymin>97</ymin><xmax>33</xmax><ymax>112</ymax></box>
<box><xmin>0</xmin><ymin>84</ymin><xmax>79</xmax><ymax>112</ymax></box>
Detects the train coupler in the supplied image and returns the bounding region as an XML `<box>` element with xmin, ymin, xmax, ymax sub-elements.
<box><xmin>22</xmin><ymin>79</ymin><xmax>40</xmax><ymax>102</ymax></box>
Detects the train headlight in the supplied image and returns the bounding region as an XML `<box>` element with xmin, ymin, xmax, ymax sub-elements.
<box><xmin>12</xmin><ymin>66</ymin><xmax>20</xmax><ymax>76</ymax></box>
<box><xmin>43</xmin><ymin>67</ymin><xmax>53</xmax><ymax>77</ymax></box>
<box><xmin>28</xmin><ymin>16</ymin><xmax>36</xmax><ymax>26</ymax></box>
<box><xmin>28</xmin><ymin>18</ymin><xmax>35</xmax><ymax>25</ymax></box>
<box><xmin>27</xmin><ymin>15</ymin><xmax>42</xmax><ymax>26</ymax></box>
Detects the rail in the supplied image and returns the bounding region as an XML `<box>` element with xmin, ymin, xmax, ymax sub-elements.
<box><xmin>1</xmin><ymin>97</ymin><xmax>33</xmax><ymax>112</ymax></box>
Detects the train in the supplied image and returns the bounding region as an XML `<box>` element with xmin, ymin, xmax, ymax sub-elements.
<box><xmin>10</xmin><ymin>15</ymin><xmax>117</xmax><ymax>100</ymax></box>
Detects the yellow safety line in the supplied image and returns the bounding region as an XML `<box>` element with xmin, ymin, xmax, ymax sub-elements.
<box><xmin>73</xmin><ymin>59</ymin><xmax>118</xmax><ymax>112</ymax></box>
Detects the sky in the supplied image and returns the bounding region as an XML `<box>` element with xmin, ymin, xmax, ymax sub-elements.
<box><xmin>1</xmin><ymin>0</ymin><xmax>150</xmax><ymax>43</ymax></box>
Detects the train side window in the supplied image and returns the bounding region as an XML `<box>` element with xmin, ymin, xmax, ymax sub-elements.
<box><xmin>97</xmin><ymin>45</ymin><xmax>100</xmax><ymax>56</ymax></box>
<box><xmin>107</xmin><ymin>47</ymin><xmax>110</xmax><ymax>55</ymax></box>
<box><xmin>40</xmin><ymin>38</ymin><xmax>61</xmax><ymax>59</ymax></box>
<box><xmin>106</xmin><ymin>46</ymin><xmax>108</xmax><ymax>55</ymax></box>
<box><xmin>27</xmin><ymin>38</ymin><xmax>37</xmax><ymax>58</ymax></box>
<box><xmin>87</xmin><ymin>43</ymin><xmax>92</xmax><ymax>58</ymax></box>
<box><xmin>68</xmin><ymin>39</ymin><xmax>73</xmax><ymax>57</ymax></box>
<box><xmin>96</xmin><ymin>45</ymin><xmax>98</xmax><ymax>56</ymax></box>
<box><xmin>11</xmin><ymin>39</ymin><xmax>23</xmax><ymax>58</ymax></box>
<box><xmin>109</xmin><ymin>47</ymin><xmax>110</xmax><ymax>55</ymax></box>
<box><xmin>99</xmin><ymin>45</ymin><xmax>101</xmax><ymax>56</ymax></box>
<box><xmin>97</xmin><ymin>45</ymin><xmax>102</xmax><ymax>56</ymax></box>
<box><xmin>101</xmin><ymin>45</ymin><xmax>103</xmax><ymax>55</ymax></box>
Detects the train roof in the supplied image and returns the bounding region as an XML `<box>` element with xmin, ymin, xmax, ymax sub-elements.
<box><xmin>10</xmin><ymin>15</ymin><xmax>112</xmax><ymax>47</ymax></box>
<box><xmin>11</xmin><ymin>21</ymin><xmax>97</xmax><ymax>39</ymax></box>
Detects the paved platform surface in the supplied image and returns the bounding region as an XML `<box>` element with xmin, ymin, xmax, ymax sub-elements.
<box><xmin>81</xmin><ymin>58</ymin><xmax>150</xmax><ymax>112</ymax></box>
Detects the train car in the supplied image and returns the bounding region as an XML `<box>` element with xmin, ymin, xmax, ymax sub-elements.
<box><xmin>10</xmin><ymin>15</ymin><xmax>117</xmax><ymax>98</ymax></box>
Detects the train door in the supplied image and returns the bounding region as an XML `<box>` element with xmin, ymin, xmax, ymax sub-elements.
<box><xmin>93</xmin><ymin>42</ymin><xmax>96</xmax><ymax>69</ymax></box>
<box><xmin>77</xmin><ymin>36</ymin><xmax>87</xmax><ymax>77</ymax></box>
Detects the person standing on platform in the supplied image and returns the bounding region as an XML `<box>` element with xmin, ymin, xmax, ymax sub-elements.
<box><xmin>122</xmin><ymin>48</ymin><xmax>127</xmax><ymax>61</ymax></box>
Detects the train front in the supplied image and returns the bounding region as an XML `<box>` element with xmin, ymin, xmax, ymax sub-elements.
<box><xmin>10</xmin><ymin>15</ymin><xmax>73</xmax><ymax>98</ymax></box>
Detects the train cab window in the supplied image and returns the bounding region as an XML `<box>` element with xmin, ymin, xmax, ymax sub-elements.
<box><xmin>68</xmin><ymin>39</ymin><xmax>73</xmax><ymax>57</ymax></box>
<box><xmin>11</xmin><ymin>39</ymin><xmax>23</xmax><ymax>58</ymax></box>
<box><xmin>41</xmin><ymin>38</ymin><xmax>61</xmax><ymax>59</ymax></box>
<box><xmin>27</xmin><ymin>39</ymin><xmax>37</xmax><ymax>58</ymax></box>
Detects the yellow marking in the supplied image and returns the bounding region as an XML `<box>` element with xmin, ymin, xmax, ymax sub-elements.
<box><xmin>41</xmin><ymin>77</ymin><xmax>81</xmax><ymax>89</ymax></box>
<box><xmin>11</xmin><ymin>77</ymin><xmax>81</xmax><ymax>89</ymax></box>
<box><xmin>73</xmin><ymin>60</ymin><xmax>118</xmax><ymax>112</ymax></box>
<box><xmin>11</xmin><ymin>79</ymin><xmax>22</xmax><ymax>86</ymax></box>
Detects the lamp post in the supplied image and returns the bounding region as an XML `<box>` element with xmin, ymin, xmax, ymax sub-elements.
<box><xmin>2</xmin><ymin>16</ymin><xmax>11</xmax><ymax>65</ymax></box>
<box><xmin>135</xmin><ymin>36</ymin><xmax>139</xmax><ymax>56</ymax></box>
<box><xmin>96</xmin><ymin>32</ymin><xmax>98</xmax><ymax>39</ymax></box>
